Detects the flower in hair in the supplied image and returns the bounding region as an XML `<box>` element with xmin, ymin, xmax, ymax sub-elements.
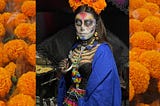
<box><xmin>69</xmin><ymin>0</ymin><xmax>107</xmax><ymax>14</ymax></box>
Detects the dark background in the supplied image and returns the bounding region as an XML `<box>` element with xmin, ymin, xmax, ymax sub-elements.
<box><xmin>36</xmin><ymin>0</ymin><xmax>129</xmax><ymax>47</ymax></box>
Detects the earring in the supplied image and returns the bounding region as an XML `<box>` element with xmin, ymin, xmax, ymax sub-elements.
<box><xmin>76</xmin><ymin>36</ymin><xmax>79</xmax><ymax>40</ymax></box>
<box><xmin>94</xmin><ymin>32</ymin><xmax>99</xmax><ymax>40</ymax></box>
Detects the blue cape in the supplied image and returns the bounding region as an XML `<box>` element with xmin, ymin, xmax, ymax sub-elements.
<box><xmin>57</xmin><ymin>43</ymin><xmax>122</xmax><ymax>106</ymax></box>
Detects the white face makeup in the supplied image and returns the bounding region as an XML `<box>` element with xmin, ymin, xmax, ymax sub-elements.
<box><xmin>75</xmin><ymin>12</ymin><xmax>96</xmax><ymax>40</ymax></box>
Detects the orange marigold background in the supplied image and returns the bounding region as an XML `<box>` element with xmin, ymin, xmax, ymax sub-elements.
<box><xmin>129</xmin><ymin>80</ymin><xmax>135</xmax><ymax>101</ymax></box>
<box><xmin>7</xmin><ymin>94</ymin><xmax>35</xmax><ymax>106</ymax></box>
<box><xmin>21</xmin><ymin>1</ymin><xmax>36</xmax><ymax>17</ymax></box>
<box><xmin>0</xmin><ymin>68</ymin><xmax>12</xmax><ymax>98</ymax></box>
<box><xmin>0</xmin><ymin>23</ymin><xmax>5</xmax><ymax>37</ymax></box>
<box><xmin>0</xmin><ymin>0</ymin><xmax>6</xmax><ymax>12</ymax></box>
<box><xmin>0</xmin><ymin>101</ymin><xmax>6</xmax><ymax>106</ymax></box>
<box><xmin>142</xmin><ymin>16</ymin><xmax>160</xmax><ymax>37</ymax></box>
<box><xmin>130</xmin><ymin>31</ymin><xmax>156</xmax><ymax>50</ymax></box>
<box><xmin>5</xmin><ymin>62</ymin><xmax>16</xmax><ymax>76</ymax></box>
<box><xmin>25</xmin><ymin>44</ymin><xmax>36</xmax><ymax>66</ymax></box>
<box><xmin>3</xmin><ymin>39</ymin><xmax>28</xmax><ymax>61</ymax></box>
<box><xmin>17</xmin><ymin>71</ymin><xmax>36</xmax><ymax>99</ymax></box>
<box><xmin>129</xmin><ymin>19</ymin><xmax>143</xmax><ymax>35</ymax></box>
<box><xmin>129</xmin><ymin>61</ymin><xmax>150</xmax><ymax>94</ymax></box>
<box><xmin>139</xmin><ymin>50</ymin><xmax>160</xmax><ymax>79</ymax></box>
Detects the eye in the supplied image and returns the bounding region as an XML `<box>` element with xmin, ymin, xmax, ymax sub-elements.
<box><xmin>84</xmin><ymin>20</ymin><xmax>93</xmax><ymax>27</ymax></box>
<box><xmin>75</xmin><ymin>19</ymin><xmax>82</xmax><ymax>26</ymax></box>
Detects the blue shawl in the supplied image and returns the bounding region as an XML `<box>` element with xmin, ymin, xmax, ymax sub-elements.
<box><xmin>57</xmin><ymin>43</ymin><xmax>121</xmax><ymax>106</ymax></box>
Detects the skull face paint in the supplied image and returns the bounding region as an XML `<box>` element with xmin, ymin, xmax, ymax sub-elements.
<box><xmin>75</xmin><ymin>12</ymin><xmax>96</xmax><ymax>40</ymax></box>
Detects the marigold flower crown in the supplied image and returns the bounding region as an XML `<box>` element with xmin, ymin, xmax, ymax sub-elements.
<box><xmin>69</xmin><ymin>0</ymin><xmax>107</xmax><ymax>14</ymax></box>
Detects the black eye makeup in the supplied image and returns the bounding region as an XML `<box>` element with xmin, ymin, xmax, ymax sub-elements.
<box><xmin>84</xmin><ymin>20</ymin><xmax>93</xmax><ymax>27</ymax></box>
<box><xmin>75</xmin><ymin>19</ymin><xmax>82</xmax><ymax>26</ymax></box>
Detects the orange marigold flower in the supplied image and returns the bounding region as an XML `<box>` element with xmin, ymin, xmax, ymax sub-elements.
<box><xmin>0</xmin><ymin>0</ymin><xmax>6</xmax><ymax>12</ymax></box>
<box><xmin>0</xmin><ymin>67</ymin><xmax>12</xmax><ymax>98</ymax></box>
<box><xmin>69</xmin><ymin>0</ymin><xmax>107</xmax><ymax>14</ymax></box>
<box><xmin>0</xmin><ymin>101</ymin><xmax>6</xmax><ymax>106</ymax></box>
<box><xmin>5</xmin><ymin>62</ymin><xmax>16</xmax><ymax>76</ymax></box>
<box><xmin>129</xmin><ymin>51</ymin><xmax>137</xmax><ymax>62</ymax></box>
<box><xmin>0</xmin><ymin>23</ymin><xmax>5</xmax><ymax>37</ymax></box>
<box><xmin>2</xmin><ymin>52</ymin><xmax>10</xmax><ymax>67</ymax></box>
<box><xmin>28</xmin><ymin>23</ymin><xmax>36</xmax><ymax>43</ymax></box>
<box><xmin>130</xmin><ymin>31</ymin><xmax>156</xmax><ymax>50</ymax></box>
<box><xmin>154</xmin><ymin>12</ymin><xmax>160</xmax><ymax>19</ymax></box>
<box><xmin>129</xmin><ymin>47</ymin><xmax>146</xmax><ymax>61</ymax></box>
<box><xmin>3</xmin><ymin>39</ymin><xmax>28</xmax><ymax>61</ymax></box>
<box><xmin>136</xmin><ymin>103</ymin><xmax>150</xmax><ymax>106</ymax></box>
<box><xmin>142</xmin><ymin>2</ymin><xmax>159</xmax><ymax>15</ymax></box>
<box><xmin>0</xmin><ymin>14</ymin><xmax>4</xmax><ymax>25</ymax></box>
<box><xmin>132</xmin><ymin>8</ymin><xmax>152</xmax><ymax>21</ymax></box>
<box><xmin>25</xmin><ymin>44</ymin><xmax>36</xmax><ymax>66</ymax></box>
<box><xmin>156</xmin><ymin>32</ymin><xmax>160</xmax><ymax>43</ymax></box>
<box><xmin>14</xmin><ymin>0</ymin><xmax>35</xmax><ymax>2</ymax></box>
<box><xmin>130</xmin><ymin>0</ymin><xmax>146</xmax><ymax>10</ymax></box>
<box><xmin>129</xmin><ymin>19</ymin><xmax>143</xmax><ymax>35</ymax></box>
<box><xmin>21</xmin><ymin>1</ymin><xmax>36</xmax><ymax>17</ymax></box>
<box><xmin>131</xmin><ymin>47</ymin><xmax>146</xmax><ymax>55</ymax></box>
<box><xmin>146</xmin><ymin>0</ymin><xmax>160</xmax><ymax>6</ymax></box>
<box><xmin>129</xmin><ymin>10</ymin><xmax>133</xmax><ymax>18</ymax></box>
<box><xmin>156</xmin><ymin>43</ymin><xmax>160</xmax><ymax>52</ymax></box>
<box><xmin>129</xmin><ymin>61</ymin><xmax>150</xmax><ymax>94</ymax></box>
<box><xmin>129</xmin><ymin>80</ymin><xmax>135</xmax><ymax>101</ymax></box>
<box><xmin>157</xmin><ymin>0</ymin><xmax>160</xmax><ymax>6</ymax></box>
<box><xmin>17</xmin><ymin>71</ymin><xmax>36</xmax><ymax>98</ymax></box>
<box><xmin>142</xmin><ymin>16</ymin><xmax>160</xmax><ymax>37</ymax></box>
<box><xmin>0</xmin><ymin>47</ymin><xmax>3</xmax><ymax>67</ymax></box>
<box><xmin>14</xmin><ymin>13</ymin><xmax>29</xmax><ymax>26</ymax></box>
<box><xmin>2</xmin><ymin>12</ymin><xmax>12</xmax><ymax>26</ymax></box>
<box><xmin>139</xmin><ymin>50</ymin><xmax>160</xmax><ymax>79</ymax></box>
<box><xmin>89</xmin><ymin>0</ymin><xmax>107</xmax><ymax>14</ymax></box>
<box><xmin>7</xmin><ymin>94</ymin><xmax>35</xmax><ymax>106</ymax></box>
<box><xmin>0</xmin><ymin>48</ymin><xmax>10</xmax><ymax>67</ymax></box>
<box><xmin>14</xmin><ymin>23</ymin><xmax>31</xmax><ymax>39</ymax></box>
<box><xmin>158</xmin><ymin>80</ymin><xmax>160</xmax><ymax>93</ymax></box>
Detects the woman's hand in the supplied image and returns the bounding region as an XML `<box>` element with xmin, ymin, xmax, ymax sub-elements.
<box><xmin>58</xmin><ymin>58</ymin><xmax>71</xmax><ymax>73</ymax></box>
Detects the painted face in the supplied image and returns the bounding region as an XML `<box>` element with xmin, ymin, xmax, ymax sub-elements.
<box><xmin>75</xmin><ymin>12</ymin><xmax>96</xmax><ymax>40</ymax></box>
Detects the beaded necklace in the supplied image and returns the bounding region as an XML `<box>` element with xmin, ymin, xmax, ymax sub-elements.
<box><xmin>69</xmin><ymin>38</ymin><xmax>97</xmax><ymax>89</ymax></box>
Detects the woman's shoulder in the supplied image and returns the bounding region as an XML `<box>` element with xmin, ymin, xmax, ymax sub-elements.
<box><xmin>97</xmin><ymin>42</ymin><xmax>112</xmax><ymax>53</ymax></box>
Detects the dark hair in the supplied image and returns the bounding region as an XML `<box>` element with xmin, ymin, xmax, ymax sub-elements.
<box><xmin>74</xmin><ymin>5</ymin><xmax>108</xmax><ymax>43</ymax></box>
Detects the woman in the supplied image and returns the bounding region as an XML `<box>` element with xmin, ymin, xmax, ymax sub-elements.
<box><xmin>58</xmin><ymin>0</ymin><xmax>121</xmax><ymax>106</ymax></box>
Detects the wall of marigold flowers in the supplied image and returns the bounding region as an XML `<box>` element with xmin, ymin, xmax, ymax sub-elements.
<box><xmin>0</xmin><ymin>0</ymin><xmax>36</xmax><ymax>106</ymax></box>
<box><xmin>129</xmin><ymin>0</ymin><xmax>160</xmax><ymax>105</ymax></box>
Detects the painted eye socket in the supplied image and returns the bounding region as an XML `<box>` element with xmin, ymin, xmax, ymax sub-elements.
<box><xmin>75</xmin><ymin>19</ymin><xmax>82</xmax><ymax>26</ymax></box>
<box><xmin>84</xmin><ymin>20</ymin><xmax>93</xmax><ymax>27</ymax></box>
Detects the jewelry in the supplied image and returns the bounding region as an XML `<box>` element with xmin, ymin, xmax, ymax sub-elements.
<box><xmin>94</xmin><ymin>32</ymin><xmax>99</xmax><ymax>40</ymax></box>
<box><xmin>76</xmin><ymin>36</ymin><xmax>79</xmax><ymax>40</ymax></box>
<box><xmin>72</xmin><ymin>46</ymin><xmax>85</xmax><ymax>88</ymax></box>
<box><xmin>69</xmin><ymin>38</ymin><xmax>97</xmax><ymax>89</ymax></box>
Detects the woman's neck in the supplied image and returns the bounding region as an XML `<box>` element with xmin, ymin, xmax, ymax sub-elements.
<box><xmin>80</xmin><ymin>36</ymin><xmax>95</xmax><ymax>46</ymax></box>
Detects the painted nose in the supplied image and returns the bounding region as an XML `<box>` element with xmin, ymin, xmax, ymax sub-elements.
<box><xmin>80</xmin><ymin>26</ymin><xmax>85</xmax><ymax>31</ymax></box>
